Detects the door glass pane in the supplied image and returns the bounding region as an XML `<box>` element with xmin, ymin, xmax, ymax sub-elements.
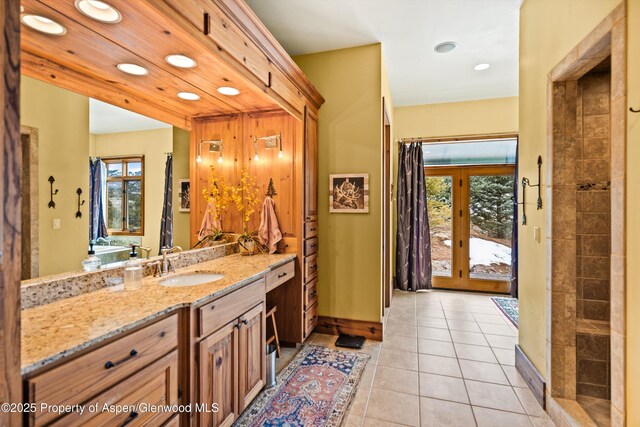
<box><xmin>469</xmin><ymin>175</ymin><xmax>514</xmax><ymax>281</ymax></box>
<box><xmin>107</xmin><ymin>181</ymin><xmax>122</xmax><ymax>230</ymax></box>
<box><xmin>425</xmin><ymin>175</ymin><xmax>452</xmax><ymax>277</ymax></box>
<box><xmin>126</xmin><ymin>180</ymin><xmax>142</xmax><ymax>232</ymax></box>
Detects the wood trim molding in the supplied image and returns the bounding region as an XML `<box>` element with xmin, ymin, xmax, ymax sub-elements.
<box><xmin>214</xmin><ymin>0</ymin><xmax>325</xmax><ymax>109</ymax></box>
<box><xmin>1</xmin><ymin>0</ymin><xmax>23</xmax><ymax>424</ymax></box>
<box><xmin>314</xmin><ymin>316</ymin><xmax>383</xmax><ymax>341</ymax></box>
<box><xmin>515</xmin><ymin>345</ymin><xmax>546</xmax><ymax>409</ymax></box>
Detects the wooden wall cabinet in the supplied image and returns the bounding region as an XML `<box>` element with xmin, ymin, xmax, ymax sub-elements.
<box><xmin>304</xmin><ymin>107</ymin><xmax>319</xmax><ymax>222</ymax></box>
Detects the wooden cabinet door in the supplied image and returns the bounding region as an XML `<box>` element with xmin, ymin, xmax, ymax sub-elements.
<box><xmin>238</xmin><ymin>303</ymin><xmax>266</xmax><ymax>411</ymax></box>
<box><xmin>199</xmin><ymin>320</ymin><xmax>239</xmax><ymax>427</ymax></box>
<box><xmin>304</xmin><ymin>107</ymin><xmax>319</xmax><ymax>221</ymax></box>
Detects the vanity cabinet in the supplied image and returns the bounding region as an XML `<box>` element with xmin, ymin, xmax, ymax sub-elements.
<box><xmin>25</xmin><ymin>314</ymin><xmax>179</xmax><ymax>426</ymax></box>
<box><xmin>196</xmin><ymin>279</ymin><xmax>266</xmax><ymax>427</ymax></box>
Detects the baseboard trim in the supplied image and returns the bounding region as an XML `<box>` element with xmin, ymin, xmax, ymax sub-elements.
<box><xmin>314</xmin><ymin>316</ymin><xmax>383</xmax><ymax>341</ymax></box>
<box><xmin>515</xmin><ymin>344</ymin><xmax>546</xmax><ymax>409</ymax></box>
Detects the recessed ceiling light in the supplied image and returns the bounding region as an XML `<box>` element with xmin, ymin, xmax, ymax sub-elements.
<box><xmin>75</xmin><ymin>0</ymin><xmax>121</xmax><ymax>23</ymax></box>
<box><xmin>178</xmin><ymin>92</ymin><xmax>200</xmax><ymax>101</ymax></box>
<box><xmin>434</xmin><ymin>41</ymin><xmax>457</xmax><ymax>54</ymax></box>
<box><xmin>21</xmin><ymin>14</ymin><xmax>67</xmax><ymax>35</ymax></box>
<box><xmin>217</xmin><ymin>86</ymin><xmax>240</xmax><ymax>96</ymax></box>
<box><xmin>474</xmin><ymin>63</ymin><xmax>491</xmax><ymax>71</ymax></box>
<box><xmin>116</xmin><ymin>63</ymin><xmax>148</xmax><ymax>76</ymax></box>
<box><xmin>165</xmin><ymin>54</ymin><xmax>197</xmax><ymax>69</ymax></box>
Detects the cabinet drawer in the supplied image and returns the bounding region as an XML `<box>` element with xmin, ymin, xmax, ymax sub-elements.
<box><xmin>304</xmin><ymin>221</ymin><xmax>318</xmax><ymax>238</ymax></box>
<box><xmin>304</xmin><ymin>278</ymin><xmax>318</xmax><ymax>310</ymax></box>
<box><xmin>265</xmin><ymin>261</ymin><xmax>295</xmax><ymax>293</ymax></box>
<box><xmin>304</xmin><ymin>253</ymin><xmax>318</xmax><ymax>282</ymax></box>
<box><xmin>305</xmin><ymin>237</ymin><xmax>318</xmax><ymax>256</ymax></box>
<box><xmin>305</xmin><ymin>302</ymin><xmax>318</xmax><ymax>337</ymax></box>
<box><xmin>163</xmin><ymin>415</ymin><xmax>180</xmax><ymax>427</ymax></box>
<box><xmin>28</xmin><ymin>314</ymin><xmax>178</xmax><ymax>426</ymax></box>
<box><xmin>199</xmin><ymin>278</ymin><xmax>265</xmax><ymax>338</ymax></box>
<box><xmin>49</xmin><ymin>351</ymin><xmax>179</xmax><ymax>427</ymax></box>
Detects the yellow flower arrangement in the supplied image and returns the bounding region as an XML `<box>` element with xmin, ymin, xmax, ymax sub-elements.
<box><xmin>202</xmin><ymin>166</ymin><xmax>233</xmax><ymax>227</ymax></box>
<box><xmin>231</xmin><ymin>168</ymin><xmax>260</xmax><ymax>231</ymax></box>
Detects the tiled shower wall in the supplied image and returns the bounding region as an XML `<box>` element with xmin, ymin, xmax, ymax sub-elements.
<box><xmin>575</xmin><ymin>69</ymin><xmax>611</xmax><ymax>322</ymax></box>
<box><xmin>575</xmin><ymin>68</ymin><xmax>611</xmax><ymax>400</ymax></box>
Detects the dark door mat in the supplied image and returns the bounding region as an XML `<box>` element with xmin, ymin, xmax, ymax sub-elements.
<box><xmin>335</xmin><ymin>334</ymin><xmax>366</xmax><ymax>349</ymax></box>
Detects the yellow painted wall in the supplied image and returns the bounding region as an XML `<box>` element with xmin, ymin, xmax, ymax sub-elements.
<box><xmin>626</xmin><ymin>1</ymin><xmax>639</xmax><ymax>424</ymax></box>
<box><xmin>172</xmin><ymin>127</ymin><xmax>191</xmax><ymax>251</ymax></box>
<box><xmin>91</xmin><ymin>128</ymin><xmax>173</xmax><ymax>255</ymax></box>
<box><xmin>394</xmin><ymin>97</ymin><xmax>518</xmax><ymax>138</ymax></box>
<box><xmin>295</xmin><ymin>44</ymin><xmax>383</xmax><ymax>322</ymax></box>
<box><xmin>518</xmin><ymin>0</ymin><xmax>621</xmax><ymax>378</ymax></box>
<box><xmin>20</xmin><ymin>76</ymin><xmax>90</xmax><ymax>277</ymax></box>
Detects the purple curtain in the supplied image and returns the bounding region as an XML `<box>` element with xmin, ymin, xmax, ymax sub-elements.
<box><xmin>395</xmin><ymin>142</ymin><xmax>432</xmax><ymax>291</ymax></box>
<box><xmin>510</xmin><ymin>146</ymin><xmax>519</xmax><ymax>298</ymax></box>
<box><xmin>159</xmin><ymin>154</ymin><xmax>173</xmax><ymax>254</ymax></box>
<box><xmin>89</xmin><ymin>158</ymin><xmax>107</xmax><ymax>241</ymax></box>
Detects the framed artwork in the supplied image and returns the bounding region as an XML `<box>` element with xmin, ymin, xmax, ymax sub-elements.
<box><xmin>329</xmin><ymin>173</ymin><xmax>369</xmax><ymax>213</ymax></box>
<box><xmin>179</xmin><ymin>179</ymin><xmax>190</xmax><ymax>212</ymax></box>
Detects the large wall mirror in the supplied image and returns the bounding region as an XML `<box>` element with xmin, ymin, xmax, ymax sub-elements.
<box><xmin>20</xmin><ymin>76</ymin><xmax>190</xmax><ymax>280</ymax></box>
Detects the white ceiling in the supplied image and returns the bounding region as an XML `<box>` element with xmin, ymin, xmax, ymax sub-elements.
<box><xmin>246</xmin><ymin>0</ymin><xmax>521</xmax><ymax>106</ymax></box>
<box><xmin>89</xmin><ymin>98</ymin><xmax>171</xmax><ymax>134</ymax></box>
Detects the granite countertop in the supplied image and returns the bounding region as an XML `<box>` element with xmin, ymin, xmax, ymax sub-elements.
<box><xmin>21</xmin><ymin>253</ymin><xmax>295</xmax><ymax>376</ymax></box>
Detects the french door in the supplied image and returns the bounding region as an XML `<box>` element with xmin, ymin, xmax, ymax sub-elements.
<box><xmin>425</xmin><ymin>165</ymin><xmax>515</xmax><ymax>293</ymax></box>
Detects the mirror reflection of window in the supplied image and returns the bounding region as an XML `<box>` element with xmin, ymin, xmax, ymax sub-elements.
<box><xmin>104</xmin><ymin>157</ymin><xmax>145</xmax><ymax>235</ymax></box>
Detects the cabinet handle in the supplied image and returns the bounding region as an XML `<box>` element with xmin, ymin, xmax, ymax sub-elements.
<box><xmin>306</xmin><ymin>216</ymin><xmax>311</xmax><ymax>220</ymax></box>
<box><xmin>210</xmin><ymin>304</ymin><xmax>215</xmax><ymax>310</ymax></box>
<box><xmin>277</xmin><ymin>272</ymin><xmax>287</xmax><ymax>279</ymax></box>
<box><xmin>119</xmin><ymin>411</ymin><xmax>139</xmax><ymax>427</ymax></box>
<box><xmin>104</xmin><ymin>349</ymin><xmax>138</xmax><ymax>370</ymax></box>
<box><xmin>241</xmin><ymin>319</ymin><xmax>249</xmax><ymax>325</ymax></box>
<box><xmin>234</xmin><ymin>323</ymin><xmax>241</xmax><ymax>329</ymax></box>
<box><xmin>309</xmin><ymin>227</ymin><xmax>317</xmax><ymax>232</ymax></box>
<box><xmin>310</xmin><ymin>244</ymin><xmax>317</xmax><ymax>248</ymax></box>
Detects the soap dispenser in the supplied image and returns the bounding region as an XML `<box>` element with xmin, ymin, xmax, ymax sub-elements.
<box><xmin>82</xmin><ymin>243</ymin><xmax>101</xmax><ymax>272</ymax></box>
<box><xmin>124</xmin><ymin>245</ymin><xmax>143</xmax><ymax>290</ymax></box>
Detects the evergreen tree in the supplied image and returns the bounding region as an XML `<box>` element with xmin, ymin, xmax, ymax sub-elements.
<box><xmin>469</xmin><ymin>176</ymin><xmax>513</xmax><ymax>239</ymax></box>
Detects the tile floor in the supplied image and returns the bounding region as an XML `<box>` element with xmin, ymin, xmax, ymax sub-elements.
<box><xmin>280</xmin><ymin>289</ymin><xmax>557</xmax><ymax>427</ymax></box>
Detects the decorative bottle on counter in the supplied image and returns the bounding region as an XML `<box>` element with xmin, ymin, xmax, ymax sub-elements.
<box><xmin>82</xmin><ymin>243</ymin><xmax>101</xmax><ymax>272</ymax></box>
<box><xmin>124</xmin><ymin>245</ymin><xmax>143</xmax><ymax>290</ymax></box>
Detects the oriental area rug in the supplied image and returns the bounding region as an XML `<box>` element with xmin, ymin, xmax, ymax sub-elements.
<box><xmin>235</xmin><ymin>345</ymin><xmax>370</xmax><ymax>427</ymax></box>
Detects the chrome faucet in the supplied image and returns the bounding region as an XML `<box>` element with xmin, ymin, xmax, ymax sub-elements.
<box><xmin>156</xmin><ymin>246</ymin><xmax>182</xmax><ymax>276</ymax></box>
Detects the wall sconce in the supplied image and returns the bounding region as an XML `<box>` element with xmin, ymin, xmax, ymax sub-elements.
<box><xmin>196</xmin><ymin>139</ymin><xmax>223</xmax><ymax>164</ymax></box>
<box><xmin>253</xmin><ymin>133</ymin><xmax>283</xmax><ymax>161</ymax></box>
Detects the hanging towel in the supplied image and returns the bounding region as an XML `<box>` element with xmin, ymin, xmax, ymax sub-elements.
<box><xmin>198</xmin><ymin>200</ymin><xmax>222</xmax><ymax>241</ymax></box>
<box><xmin>259</xmin><ymin>196</ymin><xmax>282</xmax><ymax>254</ymax></box>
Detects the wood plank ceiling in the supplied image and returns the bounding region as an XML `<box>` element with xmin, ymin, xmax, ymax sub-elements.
<box><xmin>20</xmin><ymin>0</ymin><xmax>284</xmax><ymax>130</ymax></box>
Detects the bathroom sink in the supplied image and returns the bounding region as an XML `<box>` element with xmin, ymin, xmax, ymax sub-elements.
<box><xmin>159</xmin><ymin>273</ymin><xmax>225</xmax><ymax>287</ymax></box>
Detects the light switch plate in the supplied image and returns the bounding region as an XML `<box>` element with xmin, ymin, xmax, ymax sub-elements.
<box><xmin>53</xmin><ymin>219</ymin><xmax>61</xmax><ymax>229</ymax></box>
<box><xmin>533</xmin><ymin>226</ymin><xmax>540</xmax><ymax>243</ymax></box>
